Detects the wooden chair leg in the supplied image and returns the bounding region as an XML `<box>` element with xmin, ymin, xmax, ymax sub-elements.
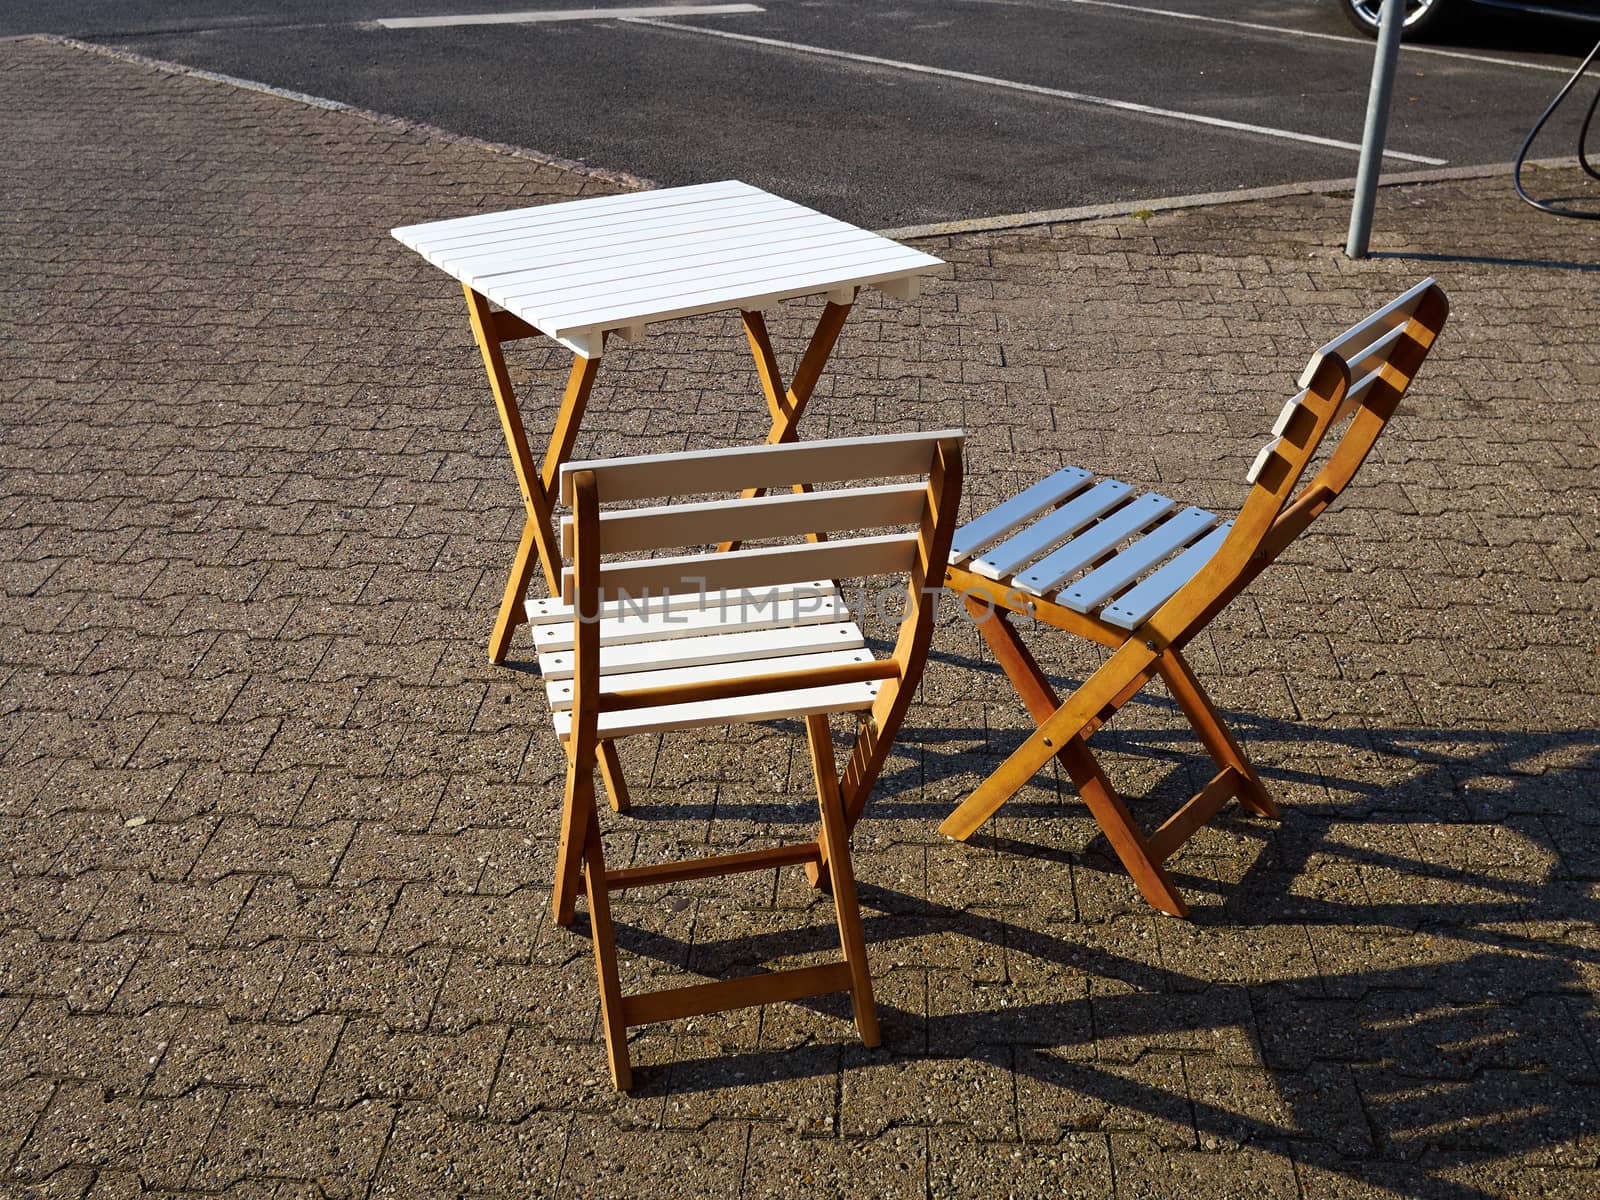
<box><xmin>1056</xmin><ymin>734</ymin><xmax>1188</xmax><ymax>918</ymax></box>
<box><xmin>580</xmin><ymin>803</ymin><xmax>633</xmax><ymax>1090</ymax></box>
<box><xmin>1158</xmin><ymin>649</ymin><xmax>1277</xmax><ymax>818</ymax></box>
<box><xmin>953</xmin><ymin>600</ymin><xmax>1187</xmax><ymax>916</ymax></box>
<box><xmin>552</xmin><ymin>757</ymin><xmax>594</xmax><ymax>927</ymax></box>
<box><xmin>806</xmin><ymin>714</ymin><xmax>879</xmax><ymax>1047</ymax></box>
<box><xmin>938</xmin><ymin>602</ymin><xmax>1080</xmax><ymax>839</ymax></box>
<box><xmin>597</xmin><ymin>741</ymin><xmax>632</xmax><ymax>814</ymax></box>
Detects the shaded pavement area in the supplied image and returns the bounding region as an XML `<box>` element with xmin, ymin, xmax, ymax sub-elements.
<box><xmin>2</xmin><ymin>34</ymin><xmax>1598</xmax><ymax>1200</ymax></box>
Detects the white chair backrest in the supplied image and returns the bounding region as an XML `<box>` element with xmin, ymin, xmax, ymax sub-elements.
<box><xmin>558</xmin><ymin>430</ymin><xmax>963</xmax><ymax>605</ymax></box>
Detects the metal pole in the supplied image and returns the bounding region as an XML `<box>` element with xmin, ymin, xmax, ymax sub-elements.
<box><xmin>1346</xmin><ymin>0</ymin><xmax>1407</xmax><ymax>258</ymax></box>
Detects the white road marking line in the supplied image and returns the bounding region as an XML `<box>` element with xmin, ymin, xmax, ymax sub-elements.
<box><xmin>1051</xmin><ymin>0</ymin><xmax>1577</xmax><ymax>75</ymax></box>
<box><xmin>376</xmin><ymin>4</ymin><xmax>762</xmax><ymax>31</ymax></box>
<box><xmin>628</xmin><ymin>18</ymin><xmax>1449</xmax><ymax>164</ymax></box>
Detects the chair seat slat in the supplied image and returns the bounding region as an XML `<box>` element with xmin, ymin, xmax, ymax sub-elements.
<box><xmin>971</xmin><ymin>478</ymin><xmax>1132</xmax><ymax>580</ymax></box>
<box><xmin>553</xmin><ymin>679</ymin><xmax>882</xmax><ymax>739</ymax></box>
<box><xmin>545</xmin><ymin>647</ymin><xmax>875</xmax><ymax>711</ymax></box>
<box><xmin>526</xmin><ymin>580</ymin><xmax>837</xmax><ymax>627</ymax></box>
<box><xmin>1059</xmin><ymin>507</ymin><xmax>1220</xmax><ymax>614</ymax></box>
<box><xmin>1015</xmin><ymin>493</ymin><xmax>1178</xmax><ymax>596</ymax></box>
<box><xmin>531</xmin><ymin>589</ymin><xmax>849</xmax><ymax>653</ymax></box>
<box><xmin>1100</xmin><ymin>521</ymin><xmax>1233</xmax><ymax>630</ymax></box>
<box><xmin>537</xmin><ymin>621</ymin><xmax>865</xmax><ymax>681</ymax></box>
<box><xmin>949</xmin><ymin>466</ymin><xmax>1092</xmax><ymax>564</ymax></box>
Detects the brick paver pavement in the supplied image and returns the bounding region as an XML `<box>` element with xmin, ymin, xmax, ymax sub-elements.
<box><xmin>3</xmin><ymin>34</ymin><xmax>1598</xmax><ymax>1200</ymax></box>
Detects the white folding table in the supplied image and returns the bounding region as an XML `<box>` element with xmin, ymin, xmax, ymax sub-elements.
<box><xmin>392</xmin><ymin>180</ymin><xmax>945</xmax><ymax>664</ymax></box>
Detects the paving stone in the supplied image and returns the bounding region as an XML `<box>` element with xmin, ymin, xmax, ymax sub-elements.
<box><xmin>190</xmin><ymin>1093</ymin><xmax>395</xmax><ymax>1198</ymax></box>
<box><xmin>11</xmin><ymin>1080</ymin><xmax>224</xmax><ymax>1190</ymax></box>
<box><xmin>928</xmin><ymin>1131</ymin><xmax>1113</xmax><ymax>1200</ymax></box>
<box><xmin>743</xmin><ymin>1127</ymin><xmax>930</xmax><ymax>1199</ymax></box>
<box><xmin>839</xmin><ymin>1050</ymin><xmax>1018</xmax><ymax>1139</ymax></box>
<box><xmin>269</xmin><ymin>946</ymin><xmax>450</xmax><ymax>1031</ymax></box>
<box><xmin>0</xmin><ymin>1001</ymin><xmax>179</xmax><ymax>1097</ymax></box>
<box><xmin>313</xmin><ymin>1017</ymin><xmax>507</xmax><ymax>1118</ymax></box>
<box><xmin>149</xmin><ymin>1011</ymin><xmax>343</xmax><ymax>1105</ymax></box>
<box><xmin>225</xmin><ymin>876</ymin><xmax>401</xmax><ymax>953</ymax></box>
<box><xmin>368</xmin><ymin>1104</ymin><xmax>569</xmax><ymax>1198</ymax></box>
<box><xmin>110</xmin><ymin>937</ymin><xmax>294</xmax><ymax>1021</ymax></box>
<box><xmin>557</xmin><ymin>1114</ymin><xmax>749</xmax><ymax>1199</ymax></box>
<box><xmin>0</xmin><ymin>1078</ymin><xmax>56</xmax><ymax>1179</ymax></box>
<box><xmin>1109</xmin><ymin>1133</ymin><xmax>1300</xmax><ymax>1199</ymax></box>
<box><xmin>1015</xmin><ymin>1050</ymin><xmax>1196</xmax><ymax>1147</ymax></box>
<box><xmin>0</xmin><ymin>933</ymin><xmax>149</xmax><ymax>1014</ymax></box>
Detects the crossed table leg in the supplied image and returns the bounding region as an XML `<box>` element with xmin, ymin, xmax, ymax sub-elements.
<box><xmin>458</xmin><ymin>283</ymin><xmax>859</xmax><ymax>803</ymax></box>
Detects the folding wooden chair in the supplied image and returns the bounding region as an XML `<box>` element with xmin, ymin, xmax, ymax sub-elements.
<box><xmin>940</xmin><ymin>279</ymin><xmax>1449</xmax><ymax>917</ymax></box>
<box><xmin>538</xmin><ymin>430</ymin><xmax>962</xmax><ymax>1088</ymax></box>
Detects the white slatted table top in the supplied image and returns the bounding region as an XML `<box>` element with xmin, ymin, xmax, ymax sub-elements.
<box><xmin>392</xmin><ymin>179</ymin><xmax>946</xmax><ymax>358</ymax></box>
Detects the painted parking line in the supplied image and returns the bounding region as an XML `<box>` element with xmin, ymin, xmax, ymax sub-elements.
<box><xmin>376</xmin><ymin>4</ymin><xmax>762</xmax><ymax>31</ymax></box>
<box><xmin>627</xmin><ymin>18</ymin><xmax>1450</xmax><ymax>164</ymax></box>
<box><xmin>1051</xmin><ymin>0</ymin><xmax>1578</xmax><ymax>75</ymax></box>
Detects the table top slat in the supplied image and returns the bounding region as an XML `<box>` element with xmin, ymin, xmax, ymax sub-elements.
<box><xmin>470</xmin><ymin>223</ymin><xmax>879</xmax><ymax>300</ymax></box>
<box><xmin>392</xmin><ymin>178</ymin><xmax>755</xmax><ymax>248</ymax></box>
<box><xmin>498</xmin><ymin>232</ymin><xmax>904</xmax><ymax>316</ymax></box>
<box><xmin>441</xmin><ymin>205</ymin><xmax>829</xmax><ymax>280</ymax></box>
<box><xmin>414</xmin><ymin>190</ymin><xmax>793</xmax><ymax>260</ymax></box>
<box><xmin>527</xmin><ymin>246</ymin><xmax>937</xmax><ymax>335</ymax></box>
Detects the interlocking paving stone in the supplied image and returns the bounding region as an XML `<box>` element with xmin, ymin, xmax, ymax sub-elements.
<box><xmin>2</xmin><ymin>30</ymin><xmax>1599</xmax><ymax>1199</ymax></box>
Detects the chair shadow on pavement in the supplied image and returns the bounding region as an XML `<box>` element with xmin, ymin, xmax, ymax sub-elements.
<box><xmin>594</xmin><ymin>678</ymin><xmax>1600</xmax><ymax>1199</ymax></box>
<box><xmin>1372</xmin><ymin>249</ymin><xmax>1600</xmax><ymax>274</ymax></box>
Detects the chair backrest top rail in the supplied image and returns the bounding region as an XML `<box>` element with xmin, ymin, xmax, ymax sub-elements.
<box><xmin>1297</xmin><ymin>276</ymin><xmax>1440</xmax><ymax>388</ymax></box>
<box><xmin>560</xmin><ymin>429</ymin><xmax>962</xmax><ymax>504</ymax></box>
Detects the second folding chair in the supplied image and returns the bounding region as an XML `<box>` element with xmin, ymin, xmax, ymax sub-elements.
<box><xmin>940</xmin><ymin>278</ymin><xmax>1448</xmax><ymax>917</ymax></box>
<box><xmin>536</xmin><ymin>430</ymin><xmax>962</xmax><ymax>1088</ymax></box>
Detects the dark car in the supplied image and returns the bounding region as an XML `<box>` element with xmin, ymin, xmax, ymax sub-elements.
<box><xmin>1339</xmin><ymin>0</ymin><xmax>1600</xmax><ymax>37</ymax></box>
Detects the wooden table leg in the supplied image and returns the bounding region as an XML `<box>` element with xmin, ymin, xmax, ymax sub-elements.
<box><xmin>462</xmin><ymin>286</ymin><xmax>601</xmax><ymax>664</ymax></box>
<box><xmin>719</xmin><ymin>296</ymin><xmax>855</xmax><ymax>552</ymax></box>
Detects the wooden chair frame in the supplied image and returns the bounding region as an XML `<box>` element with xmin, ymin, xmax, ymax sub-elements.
<box><xmin>552</xmin><ymin>432</ymin><xmax>962</xmax><ymax>1088</ymax></box>
<box><xmin>939</xmin><ymin>282</ymin><xmax>1449</xmax><ymax>917</ymax></box>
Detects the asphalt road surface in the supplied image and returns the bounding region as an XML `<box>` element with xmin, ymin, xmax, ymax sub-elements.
<box><xmin>9</xmin><ymin>0</ymin><xmax>1596</xmax><ymax>227</ymax></box>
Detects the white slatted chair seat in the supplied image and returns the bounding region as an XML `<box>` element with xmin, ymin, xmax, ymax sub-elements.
<box><xmin>526</xmin><ymin>582</ymin><xmax>884</xmax><ymax>740</ymax></box>
<box><xmin>950</xmin><ymin>467</ymin><xmax>1233</xmax><ymax>632</ymax></box>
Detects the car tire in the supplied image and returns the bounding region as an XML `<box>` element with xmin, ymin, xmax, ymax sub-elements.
<box><xmin>1338</xmin><ymin>0</ymin><xmax>1459</xmax><ymax>38</ymax></box>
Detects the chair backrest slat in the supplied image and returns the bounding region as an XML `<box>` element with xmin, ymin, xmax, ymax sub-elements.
<box><xmin>559</xmin><ymin>481</ymin><xmax>928</xmax><ymax>557</ymax></box>
<box><xmin>561</xmin><ymin>532</ymin><xmax>921</xmax><ymax>605</ymax></box>
<box><xmin>1295</xmin><ymin>276</ymin><xmax>1436</xmax><ymax>388</ymax></box>
<box><xmin>559</xmin><ymin>428</ymin><xmax>962</xmax><ymax>504</ymax></box>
